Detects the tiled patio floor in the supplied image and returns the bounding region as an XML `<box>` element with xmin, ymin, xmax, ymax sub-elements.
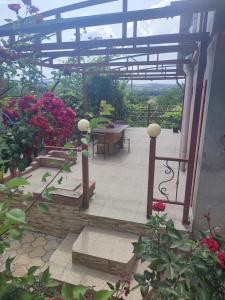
<box><xmin>0</xmin><ymin>231</ymin><xmax>62</xmax><ymax>277</ymax></box>
<box><xmin>85</xmin><ymin>128</ymin><xmax>188</xmax><ymax>230</ymax></box>
<box><xmin>23</xmin><ymin>128</ymin><xmax>188</xmax><ymax>230</ymax></box>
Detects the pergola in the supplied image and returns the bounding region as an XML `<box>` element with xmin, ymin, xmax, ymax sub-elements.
<box><xmin>0</xmin><ymin>1</ymin><xmax>219</xmax><ymax>80</ymax></box>
<box><xmin>1</xmin><ymin>0</ymin><xmax>225</xmax><ymax>224</ymax></box>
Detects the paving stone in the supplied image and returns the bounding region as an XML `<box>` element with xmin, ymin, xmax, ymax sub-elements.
<box><xmin>3</xmin><ymin>249</ymin><xmax>17</xmax><ymax>260</ymax></box>
<box><xmin>17</xmin><ymin>243</ymin><xmax>33</xmax><ymax>254</ymax></box>
<box><xmin>15</xmin><ymin>254</ymin><xmax>31</xmax><ymax>266</ymax></box>
<box><xmin>46</xmin><ymin>235</ymin><xmax>59</xmax><ymax>240</ymax></box>
<box><xmin>10</xmin><ymin>240</ymin><xmax>21</xmax><ymax>250</ymax></box>
<box><xmin>40</xmin><ymin>262</ymin><xmax>49</xmax><ymax>272</ymax></box>
<box><xmin>32</xmin><ymin>237</ymin><xmax>47</xmax><ymax>247</ymax></box>
<box><xmin>13</xmin><ymin>265</ymin><xmax>27</xmax><ymax>277</ymax></box>
<box><xmin>22</xmin><ymin>233</ymin><xmax>35</xmax><ymax>244</ymax></box>
<box><xmin>42</xmin><ymin>250</ymin><xmax>54</xmax><ymax>263</ymax></box>
<box><xmin>28</xmin><ymin>258</ymin><xmax>45</xmax><ymax>268</ymax></box>
<box><xmin>44</xmin><ymin>239</ymin><xmax>60</xmax><ymax>250</ymax></box>
<box><xmin>29</xmin><ymin>246</ymin><xmax>45</xmax><ymax>258</ymax></box>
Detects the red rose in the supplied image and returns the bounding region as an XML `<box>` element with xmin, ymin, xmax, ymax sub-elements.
<box><xmin>217</xmin><ymin>252</ymin><xmax>225</xmax><ymax>269</ymax></box>
<box><xmin>152</xmin><ymin>202</ymin><xmax>166</xmax><ymax>212</ymax></box>
<box><xmin>8</xmin><ymin>3</ymin><xmax>21</xmax><ymax>14</ymax></box>
<box><xmin>201</xmin><ymin>238</ymin><xmax>220</xmax><ymax>253</ymax></box>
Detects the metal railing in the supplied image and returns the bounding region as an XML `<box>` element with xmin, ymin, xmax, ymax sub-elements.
<box><xmin>125</xmin><ymin>104</ymin><xmax>180</xmax><ymax>127</ymax></box>
<box><xmin>147</xmin><ymin>136</ymin><xmax>190</xmax><ymax>225</ymax></box>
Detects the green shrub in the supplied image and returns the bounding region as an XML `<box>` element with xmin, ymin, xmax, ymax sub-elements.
<box><xmin>161</xmin><ymin>104</ymin><xmax>182</xmax><ymax>129</ymax></box>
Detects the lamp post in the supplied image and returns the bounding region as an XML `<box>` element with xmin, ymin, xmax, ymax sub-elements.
<box><xmin>78</xmin><ymin>119</ymin><xmax>90</xmax><ymax>209</ymax></box>
<box><xmin>146</xmin><ymin>123</ymin><xmax>161</xmax><ymax>218</ymax></box>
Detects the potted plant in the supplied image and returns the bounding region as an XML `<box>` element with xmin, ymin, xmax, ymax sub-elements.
<box><xmin>161</xmin><ymin>104</ymin><xmax>182</xmax><ymax>133</ymax></box>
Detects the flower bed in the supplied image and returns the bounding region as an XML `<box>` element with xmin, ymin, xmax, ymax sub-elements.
<box><xmin>1</xmin><ymin>92</ymin><xmax>77</xmax><ymax>173</ymax></box>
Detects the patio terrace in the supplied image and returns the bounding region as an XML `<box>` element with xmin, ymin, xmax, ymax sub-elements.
<box><xmin>23</xmin><ymin>127</ymin><xmax>188</xmax><ymax>231</ymax></box>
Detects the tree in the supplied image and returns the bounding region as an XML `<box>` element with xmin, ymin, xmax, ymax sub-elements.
<box><xmin>87</xmin><ymin>76</ymin><xmax>127</xmax><ymax>119</ymax></box>
<box><xmin>156</xmin><ymin>86</ymin><xmax>184</xmax><ymax>107</ymax></box>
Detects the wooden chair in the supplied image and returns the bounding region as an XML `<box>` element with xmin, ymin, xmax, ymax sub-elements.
<box><xmin>118</xmin><ymin>137</ymin><xmax>131</xmax><ymax>153</ymax></box>
<box><xmin>91</xmin><ymin>133</ymin><xmax>109</xmax><ymax>160</ymax></box>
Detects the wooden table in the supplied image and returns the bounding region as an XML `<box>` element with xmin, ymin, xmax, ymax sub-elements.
<box><xmin>92</xmin><ymin>124</ymin><xmax>129</xmax><ymax>154</ymax></box>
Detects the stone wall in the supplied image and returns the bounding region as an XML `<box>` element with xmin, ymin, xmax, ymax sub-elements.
<box><xmin>11</xmin><ymin>199</ymin><xmax>150</xmax><ymax>238</ymax></box>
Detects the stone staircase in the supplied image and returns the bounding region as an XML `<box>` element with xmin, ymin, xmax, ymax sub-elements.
<box><xmin>72</xmin><ymin>226</ymin><xmax>138</xmax><ymax>275</ymax></box>
<box><xmin>50</xmin><ymin>227</ymin><xmax>140</xmax><ymax>295</ymax></box>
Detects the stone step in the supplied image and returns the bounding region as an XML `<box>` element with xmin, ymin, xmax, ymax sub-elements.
<box><xmin>50</xmin><ymin>233</ymin><xmax>146</xmax><ymax>300</ymax></box>
<box><xmin>72</xmin><ymin>226</ymin><xmax>138</xmax><ymax>275</ymax></box>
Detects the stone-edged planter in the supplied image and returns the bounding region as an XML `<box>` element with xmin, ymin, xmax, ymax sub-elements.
<box><xmin>9</xmin><ymin>167</ymin><xmax>17</xmax><ymax>178</ymax></box>
<box><xmin>173</xmin><ymin>127</ymin><xmax>179</xmax><ymax>133</ymax></box>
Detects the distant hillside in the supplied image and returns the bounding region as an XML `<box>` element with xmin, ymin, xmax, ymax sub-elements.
<box><xmin>127</xmin><ymin>82</ymin><xmax>175</xmax><ymax>91</ymax></box>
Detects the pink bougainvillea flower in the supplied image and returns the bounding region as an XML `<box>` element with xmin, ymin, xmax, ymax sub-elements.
<box><xmin>3</xmin><ymin>108</ymin><xmax>19</xmax><ymax>122</ymax></box>
<box><xmin>29</xmin><ymin>5</ymin><xmax>39</xmax><ymax>14</ymax></box>
<box><xmin>35</xmin><ymin>14</ymin><xmax>43</xmax><ymax>23</ymax></box>
<box><xmin>201</xmin><ymin>238</ymin><xmax>220</xmax><ymax>253</ymax></box>
<box><xmin>8</xmin><ymin>98</ymin><xmax>17</xmax><ymax>107</ymax></box>
<box><xmin>19</xmin><ymin>95</ymin><xmax>36</xmax><ymax>110</ymax></box>
<box><xmin>22</xmin><ymin>0</ymin><xmax>32</xmax><ymax>5</ymax></box>
<box><xmin>152</xmin><ymin>202</ymin><xmax>166</xmax><ymax>212</ymax></box>
<box><xmin>43</xmin><ymin>91</ymin><xmax>55</xmax><ymax>98</ymax></box>
<box><xmin>8</xmin><ymin>3</ymin><xmax>21</xmax><ymax>14</ymax></box>
<box><xmin>217</xmin><ymin>252</ymin><xmax>225</xmax><ymax>269</ymax></box>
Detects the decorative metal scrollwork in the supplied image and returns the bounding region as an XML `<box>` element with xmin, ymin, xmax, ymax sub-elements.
<box><xmin>158</xmin><ymin>160</ymin><xmax>175</xmax><ymax>200</ymax></box>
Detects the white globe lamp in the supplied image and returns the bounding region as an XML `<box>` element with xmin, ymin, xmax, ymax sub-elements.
<box><xmin>147</xmin><ymin>123</ymin><xmax>161</xmax><ymax>138</ymax></box>
<box><xmin>78</xmin><ymin>119</ymin><xmax>90</xmax><ymax>132</ymax></box>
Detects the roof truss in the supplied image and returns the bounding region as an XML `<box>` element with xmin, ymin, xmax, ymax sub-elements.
<box><xmin>0</xmin><ymin>0</ymin><xmax>224</xmax><ymax>80</ymax></box>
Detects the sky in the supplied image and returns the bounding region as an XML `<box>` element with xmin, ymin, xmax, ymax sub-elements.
<box><xmin>0</xmin><ymin>0</ymin><xmax>182</xmax><ymax>84</ymax></box>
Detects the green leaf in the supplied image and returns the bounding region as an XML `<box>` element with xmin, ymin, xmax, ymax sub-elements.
<box><xmin>6</xmin><ymin>177</ymin><xmax>30</xmax><ymax>189</ymax></box>
<box><xmin>9</xmin><ymin>228</ymin><xmax>23</xmax><ymax>240</ymax></box>
<box><xmin>61</xmin><ymin>283</ymin><xmax>73</xmax><ymax>299</ymax></box>
<box><xmin>64</xmin><ymin>143</ymin><xmax>74</xmax><ymax>149</ymax></box>
<box><xmin>150</xmin><ymin>258</ymin><xmax>167</xmax><ymax>272</ymax></box>
<box><xmin>167</xmin><ymin>227</ymin><xmax>182</xmax><ymax>240</ymax></box>
<box><xmin>0</xmin><ymin>202</ymin><xmax>5</xmax><ymax>211</ymax></box>
<box><xmin>81</xmin><ymin>137</ymin><xmax>88</xmax><ymax>145</ymax></box>
<box><xmin>46</xmin><ymin>187</ymin><xmax>58</xmax><ymax>193</ymax></box>
<box><xmin>0</xmin><ymin>184</ymin><xmax>6</xmax><ymax>191</ymax></box>
<box><xmin>5</xmin><ymin>256</ymin><xmax>14</xmax><ymax>275</ymax></box>
<box><xmin>62</xmin><ymin>163</ymin><xmax>72</xmax><ymax>173</ymax></box>
<box><xmin>134</xmin><ymin>273</ymin><xmax>146</xmax><ymax>284</ymax></box>
<box><xmin>106</xmin><ymin>282</ymin><xmax>115</xmax><ymax>290</ymax></box>
<box><xmin>6</xmin><ymin>208</ymin><xmax>26</xmax><ymax>224</ymax></box>
<box><xmin>27</xmin><ymin>265</ymin><xmax>39</xmax><ymax>276</ymax></box>
<box><xmin>72</xmin><ymin>284</ymin><xmax>88</xmax><ymax>300</ymax></box>
<box><xmin>41</xmin><ymin>267</ymin><xmax>50</xmax><ymax>282</ymax></box>
<box><xmin>37</xmin><ymin>202</ymin><xmax>49</xmax><ymax>213</ymax></box>
<box><xmin>46</xmin><ymin>278</ymin><xmax>60</xmax><ymax>288</ymax></box>
<box><xmin>82</xmin><ymin>150</ymin><xmax>91</xmax><ymax>157</ymax></box>
<box><xmin>57</xmin><ymin>176</ymin><xmax>63</xmax><ymax>185</ymax></box>
<box><xmin>42</xmin><ymin>172</ymin><xmax>51</xmax><ymax>182</ymax></box>
<box><xmin>140</xmin><ymin>285</ymin><xmax>149</xmax><ymax>297</ymax></box>
<box><xmin>93</xmin><ymin>290</ymin><xmax>114</xmax><ymax>300</ymax></box>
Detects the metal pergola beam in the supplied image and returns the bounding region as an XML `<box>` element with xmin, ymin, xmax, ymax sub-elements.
<box><xmin>117</xmin><ymin>77</ymin><xmax>185</xmax><ymax>80</ymax></box>
<box><xmin>0</xmin><ymin>0</ymin><xmax>223</xmax><ymax>37</ymax></box>
<box><xmin>73</xmin><ymin>69</ymin><xmax>184</xmax><ymax>74</ymax></box>
<box><xmin>25</xmin><ymin>44</ymin><xmax>196</xmax><ymax>58</ymax></box>
<box><xmin>47</xmin><ymin>59</ymin><xmax>190</xmax><ymax>69</ymax></box>
<box><xmin>15</xmin><ymin>33</ymin><xmax>207</xmax><ymax>52</ymax></box>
